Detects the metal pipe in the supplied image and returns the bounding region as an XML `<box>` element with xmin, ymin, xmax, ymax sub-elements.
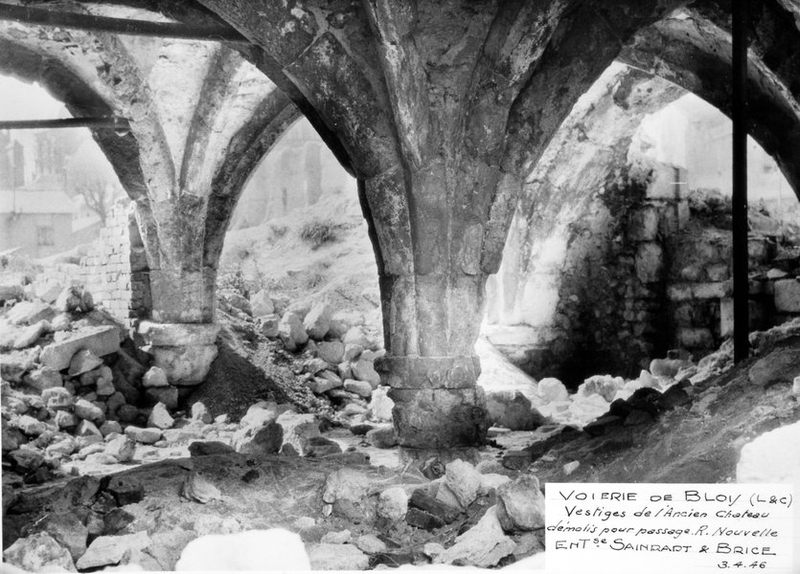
<box><xmin>732</xmin><ymin>0</ymin><xmax>750</xmax><ymax>362</ymax></box>
<box><xmin>0</xmin><ymin>3</ymin><xmax>248</xmax><ymax>43</ymax></box>
<box><xmin>0</xmin><ymin>117</ymin><xmax>130</xmax><ymax>130</ymax></box>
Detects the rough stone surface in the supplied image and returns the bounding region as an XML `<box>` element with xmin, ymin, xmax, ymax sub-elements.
<box><xmin>317</xmin><ymin>340</ymin><xmax>345</xmax><ymax>364</ymax></box>
<box><xmin>76</xmin><ymin>531</ymin><xmax>150</xmax><ymax>570</ymax></box>
<box><xmin>39</xmin><ymin>326</ymin><xmax>120</xmax><ymax>371</ymax></box>
<box><xmin>234</xmin><ymin>421</ymin><xmax>283</xmax><ymax>455</ymax></box>
<box><xmin>352</xmin><ymin>358</ymin><xmax>381</xmax><ymax>387</ymax></box>
<box><xmin>191</xmin><ymin>401</ymin><xmax>213</xmax><ymax>424</ymax></box>
<box><xmin>303</xmin><ymin>303</ymin><xmax>332</xmax><ymax>340</ymax></box>
<box><xmin>445</xmin><ymin>459</ymin><xmax>482</xmax><ymax>508</ymax></box>
<box><xmin>485</xmin><ymin>390</ymin><xmax>546</xmax><ymax>430</ymax></box>
<box><xmin>125</xmin><ymin>426</ymin><xmax>162</xmax><ymax>444</ymax></box>
<box><xmin>278</xmin><ymin>311</ymin><xmax>308</xmax><ymax>351</ymax></box>
<box><xmin>7</xmin><ymin>301</ymin><xmax>53</xmax><ymax>325</ymax></box>
<box><xmin>749</xmin><ymin>348</ymin><xmax>800</xmax><ymax>388</ymax></box>
<box><xmin>308</xmin><ymin>543</ymin><xmax>369</xmax><ymax>571</ymax></box>
<box><xmin>434</xmin><ymin>506</ymin><xmax>515</xmax><ymax>567</ymax></box>
<box><xmin>148</xmin><ymin>402</ymin><xmax>175</xmax><ymax>429</ymax></box>
<box><xmin>143</xmin><ymin>366</ymin><xmax>169</xmax><ymax>387</ymax></box>
<box><xmin>538</xmin><ymin>377</ymin><xmax>569</xmax><ymax>402</ymax></box>
<box><xmin>151</xmin><ymin>344</ymin><xmax>218</xmax><ymax>386</ymax></box>
<box><xmin>74</xmin><ymin>398</ymin><xmax>104</xmax><ymax>422</ymax></box>
<box><xmin>774</xmin><ymin>279</ymin><xmax>800</xmax><ymax>312</ymax></box>
<box><xmin>496</xmin><ymin>474</ymin><xmax>545</xmax><ymax>531</ymax></box>
<box><xmin>13</xmin><ymin>320</ymin><xmax>49</xmax><ymax>349</ymax></box>
<box><xmin>250</xmin><ymin>289</ymin><xmax>275</xmax><ymax>316</ymax></box>
<box><xmin>3</xmin><ymin>532</ymin><xmax>76</xmax><ymax>572</ymax></box>
<box><xmin>2</xmin><ymin>348</ymin><xmax>39</xmax><ymax>383</ymax></box>
<box><xmin>276</xmin><ymin>411</ymin><xmax>320</xmax><ymax>456</ymax></box>
<box><xmin>145</xmin><ymin>385</ymin><xmax>179</xmax><ymax>410</ymax></box>
<box><xmin>366</xmin><ymin>426</ymin><xmax>396</xmax><ymax>448</ymax></box>
<box><xmin>343</xmin><ymin>378</ymin><xmax>373</xmax><ymax>398</ymax></box>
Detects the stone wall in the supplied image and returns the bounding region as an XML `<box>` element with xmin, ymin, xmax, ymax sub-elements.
<box><xmin>485</xmin><ymin>161</ymin><xmax>800</xmax><ymax>387</ymax></box>
<box><xmin>77</xmin><ymin>202</ymin><xmax>150</xmax><ymax>326</ymax></box>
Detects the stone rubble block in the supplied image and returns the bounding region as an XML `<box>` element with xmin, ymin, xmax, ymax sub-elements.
<box><xmin>74</xmin><ymin>398</ymin><xmax>104</xmax><ymax>422</ymax></box>
<box><xmin>75</xmin><ymin>420</ymin><xmax>103</xmax><ymax>439</ymax></box>
<box><xmin>151</xmin><ymin>344</ymin><xmax>218</xmax><ymax>386</ymax></box>
<box><xmin>485</xmin><ymin>390</ymin><xmax>547</xmax><ymax>431</ymax></box>
<box><xmin>124</xmin><ymin>426</ymin><xmax>162</xmax><ymax>444</ymax></box>
<box><xmin>367</xmin><ymin>386</ymin><xmax>393</xmax><ymax>422</ymax></box>
<box><xmin>240</xmin><ymin>402</ymin><xmax>279</xmax><ymax>428</ymax></box>
<box><xmin>1</xmin><ymin>348</ymin><xmax>39</xmax><ymax>383</ymax></box>
<box><xmin>7</xmin><ymin>301</ymin><xmax>54</xmax><ymax>326</ymax></box>
<box><xmin>76</xmin><ymin>531</ymin><xmax>150</xmax><ymax>570</ymax></box>
<box><xmin>578</xmin><ymin>375</ymin><xmax>625</xmax><ymax>403</ymax></box>
<box><xmin>352</xmin><ymin>358</ymin><xmax>381</xmax><ymax>388</ymax></box>
<box><xmin>104</xmin><ymin>435</ymin><xmax>135</xmax><ymax>462</ymax></box>
<box><xmin>308</xmin><ymin>543</ymin><xmax>369</xmax><ymax>571</ymax></box>
<box><xmin>142</xmin><ymin>366</ymin><xmax>169</xmax><ymax>388</ymax></box>
<box><xmin>377</xmin><ymin>486</ymin><xmax>408</xmax><ymax>522</ymax></box>
<box><xmin>54</xmin><ymin>411</ymin><xmax>79</xmax><ymax>430</ymax></box>
<box><xmin>278</xmin><ymin>311</ymin><xmax>308</xmax><ymax>351</ymax></box>
<box><xmin>774</xmin><ymin>279</ymin><xmax>800</xmax><ymax>313</ymax></box>
<box><xmin>343</xmin><ymin>379</ymin><xmax>373</xmax><ymax>398</ymax></box>
<box><xmin>13</xmin><ymin>320</ymin><xmax>49</xmax><ymax>349</ymax></box>
<box><xmin>445</xmin><ymin>459</ymin><xmax>482</xmax><ymax>508</ymax></box>
<box><xmin>250</xmin><ymin>289</ymin><xmax>275</xmax><ymax>317</ymax></box>
<box><xmin>277</xmin><ymin>411</ymin><xmax>321</xmax><ymax>456</ymax></box>
<box><xmin>365</xmin><ymin>426</ymin><xmax>396</xmax><ymax>448</ymax></box>
<box><xmin>257</xmin><ymin>314</ymin><xmax>280</xmax><ymax>338</ymax></box>
<box><xmin>144</xmin><ymin>386</ymin><xmax>179</xmax><ymax>410</ymax></box>
<box><xmin>39</xmin><ymin>326</ymin><xmax>120</xmax><ymax>371</ymax></box>
<box><xmin>434</xmin><ymin>506</ymin><xmax>515</xmax><ymax>567</ymax></box>
<box><xmin>304</xmin><ymin>303</ymin><xmax>332</xmax><ymax>340</ymax></box>
<box><xmin>496</xmin><ymin>475</ymin><xmax>545</xmax><ymax>531</ymax></box>
<box><xmin>317</xmin><ymin>340</ymin><xmax>345</xmax><ymax>364</ymax></box>
<box><xmin>191</xmin><ymin>401</ymin><xmax>213</xmax><ymax>424</ymax></box>
<box><xmin>233</xmin><ymin>421</ymin><xmax>283</xmax><ymax>455</ymax></box>
<box><xmin>23</xmin><ymin>367</ymin><xmax>63</xmax><ymax>391</ymax></box>
<box><xmin>538</xmin><ymin>377</ymin><xmax>568</xmax><ymax>402</ymax></box>
<box><xmin>2</xmin><ymin>531</ymin><xmax>76</xmax><ymax>572</ymax></box>
<box><xmin>148</xmin><ymin>403</ymin><xmax>174</xmax><ymax>430</ymax></box>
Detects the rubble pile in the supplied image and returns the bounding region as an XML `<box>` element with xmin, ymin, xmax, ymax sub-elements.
<box><xmin>3</xmin><ymin>453</ymin><xmax>547</xmax><ymax>571</ymax></box>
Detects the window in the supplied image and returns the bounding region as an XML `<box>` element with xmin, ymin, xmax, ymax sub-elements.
<box><xmin>37</xmin><ymin>226</ymin><xmax>54</xmax><ymax>246</ymax></box>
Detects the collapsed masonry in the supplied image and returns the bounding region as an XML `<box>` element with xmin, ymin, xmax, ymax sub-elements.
<box><xmin>1</xmin><ymin>0</ymin><xmax>800</xmax><ymax>447</ymax></box>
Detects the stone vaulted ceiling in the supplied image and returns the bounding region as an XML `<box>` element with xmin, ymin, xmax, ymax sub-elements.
<box><xmin>1</xmin><ymin>0</ymin><xmax>798</xmax><ymax>447</ymax></box>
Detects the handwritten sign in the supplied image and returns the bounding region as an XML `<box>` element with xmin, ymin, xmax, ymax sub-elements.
<box><xmin>546</xmin><ymin>483</ymin><xmax>795</xmax><ymax>573</ymax></box>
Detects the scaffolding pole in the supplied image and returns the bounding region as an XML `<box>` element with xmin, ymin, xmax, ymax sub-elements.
<box><xmin>0</xmin><ymin>3</ymin><xmax>247</xmax><ymax>43</ymax></box>
<box><xmin>732</xmin><ymin>0</ymin><xmax>750</xmax><ymax>362</ymax></box>
<box><xmin>0</xmin><ymin>117</ymin><xmax>130</xmax><ymax>131</ymax></box>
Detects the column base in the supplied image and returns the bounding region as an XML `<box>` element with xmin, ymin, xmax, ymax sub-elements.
<box><xmin>138</xmin><ymin>321</ymin><xmax>220</xmax><ymax>386</ymax></box>
<box><xmin>388</xmin><ymin>387</ymin><xmax>489</xmax><ymax>448</ymax></box>
<box><xmin>376</xmin><ymin>355</ymin><xmax>488</xmax><ymax>448</ymax></box>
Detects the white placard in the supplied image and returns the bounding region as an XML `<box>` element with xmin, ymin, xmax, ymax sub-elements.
<box><xmin>546</xmin><ymin>483</ymin><xmax>795</xmax><ymax>573</ymax></box>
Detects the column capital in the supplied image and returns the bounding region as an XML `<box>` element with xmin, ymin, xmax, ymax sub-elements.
<box><xmin>375</xmin><ymin>355</ymin><xmax>481</xmax><ymax>389</ymax></box>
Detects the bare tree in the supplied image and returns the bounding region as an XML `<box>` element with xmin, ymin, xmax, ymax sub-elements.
<box><xmin>65</xmin><ymin>139</ymin><xmax>122</xmax><ymax>226</ymax></box>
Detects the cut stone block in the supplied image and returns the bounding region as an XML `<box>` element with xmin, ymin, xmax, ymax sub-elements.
<box><xmin>39</xmin><ymin>326</ymin><xmax>120</xmax><ymax>371</ymax></box>
<box><xmin>774</xmin><ymin>279</ymin><xmax>800</xmax><ymax>313</ymax></box>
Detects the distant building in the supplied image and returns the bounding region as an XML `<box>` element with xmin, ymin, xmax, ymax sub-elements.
<box><xmin>0</xmin><ymin>188</ymin><xmax>76</xmax><ymax>258</ymax></box>
<box><xmin>1</xmin><ymin>128</ymin><xmax>84</xmax><ymax>258</ymax></box>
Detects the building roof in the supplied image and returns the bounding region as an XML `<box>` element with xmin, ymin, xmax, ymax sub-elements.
<box><xmin>0</xmin><ymin>189</ymin><xmax>76</xmax><ymax>215</ymax></box>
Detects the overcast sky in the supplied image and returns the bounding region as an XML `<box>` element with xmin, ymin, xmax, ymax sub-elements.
<box><xmin>0</xmin><ymin>75</ymin><xmax>69</xmax><ymax>120</ymax></box>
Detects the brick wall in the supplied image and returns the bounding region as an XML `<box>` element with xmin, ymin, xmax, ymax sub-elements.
<box><xmin>77</xmin><ymin>202</ymin><xmax>151</xmax><ymax>325</ymax></box>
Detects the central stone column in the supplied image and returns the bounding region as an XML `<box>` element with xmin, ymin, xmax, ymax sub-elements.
<box><xmin>363</xmin><ymin>163</ymin><xmax>519</xmax><ymax>448</ymax></box>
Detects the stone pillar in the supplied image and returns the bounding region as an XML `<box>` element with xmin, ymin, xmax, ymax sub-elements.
<box><xmin>366</xmin><ymin>165</ymin><xmax>522</xmax><ymax>448</ymax></box>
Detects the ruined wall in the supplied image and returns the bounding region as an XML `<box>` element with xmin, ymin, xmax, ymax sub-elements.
<box><xmin>486</xmin><ymin>159</ymin><xmax>800</xmax><ymax>387</ymax></box>
<box><xmin>77</xmin><ymin>202</ymin><xmax>150</xmax><ymax>326</ymax></box>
